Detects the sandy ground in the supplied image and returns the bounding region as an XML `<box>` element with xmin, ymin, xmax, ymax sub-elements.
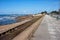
<box><xmin>31</xmin><ymin>15</ymin><xmax>60</xmax><ymax>40</ymax></box>
<box><xmin>0</xmin><ymin>19</ymin><xmax>31</xmax><ymax>33</ymax></box>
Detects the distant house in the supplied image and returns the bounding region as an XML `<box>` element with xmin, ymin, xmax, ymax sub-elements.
<box><xmin>59</xmin><ymin>9</ymin><xmax>60</xmax><ymax>15</ymax></box>
<box><xmin>50</xmin><ymin>11</ymin><xmax>60</xmax><ymax>18</ymax></box>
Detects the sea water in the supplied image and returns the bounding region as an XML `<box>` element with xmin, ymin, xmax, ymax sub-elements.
<box><xmin>0</xmin><ymin>14</ymin><xmax>27</xmax><ymax>25</ymax></box>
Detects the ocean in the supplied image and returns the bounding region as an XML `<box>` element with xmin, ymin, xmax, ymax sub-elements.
<box><xmin>0</xmin><ymin>14</ymin><xmax>27</xmax><ymax>25</ymax></box>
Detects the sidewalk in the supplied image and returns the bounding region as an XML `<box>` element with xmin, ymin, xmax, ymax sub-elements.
<box><xmin>31</xmin><ymin>15</ymin><xmax>60</xmax><ymax>40</ymax></box>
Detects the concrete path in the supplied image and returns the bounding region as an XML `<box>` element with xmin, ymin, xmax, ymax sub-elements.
<box><xmin>31</xmin><ymin>15</ymin><xmax>60</xmax><ymax>40</ymax></box>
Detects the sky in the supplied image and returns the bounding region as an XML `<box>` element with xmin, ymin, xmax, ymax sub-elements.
<box><xmin>0</xmin><ymin>0</ymin><xmax>60</xmax><ymax>14</ymax></box>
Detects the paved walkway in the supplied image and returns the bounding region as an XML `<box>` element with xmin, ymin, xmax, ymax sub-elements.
<box><xmin>31</xmin><ymin>15</ymin><xmax>60</xmax><ymax>40</ymax></box>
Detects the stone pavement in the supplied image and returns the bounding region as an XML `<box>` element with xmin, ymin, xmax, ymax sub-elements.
<box><xmin>31</xmin><ymin>15</ymin><xmax>60</xmax><ymax>40</ymax></box>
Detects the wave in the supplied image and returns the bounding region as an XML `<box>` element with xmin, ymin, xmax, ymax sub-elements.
<box><xmin>0</xmin><ymin>16</ymin><xmax>17</xmax><ymax>25</ymax></box>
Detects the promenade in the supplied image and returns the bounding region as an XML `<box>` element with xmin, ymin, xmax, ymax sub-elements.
<box><xmin>31</xmin><ymin>15</ymin><xmax>60</xmax><ymax>40</ymax></box>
